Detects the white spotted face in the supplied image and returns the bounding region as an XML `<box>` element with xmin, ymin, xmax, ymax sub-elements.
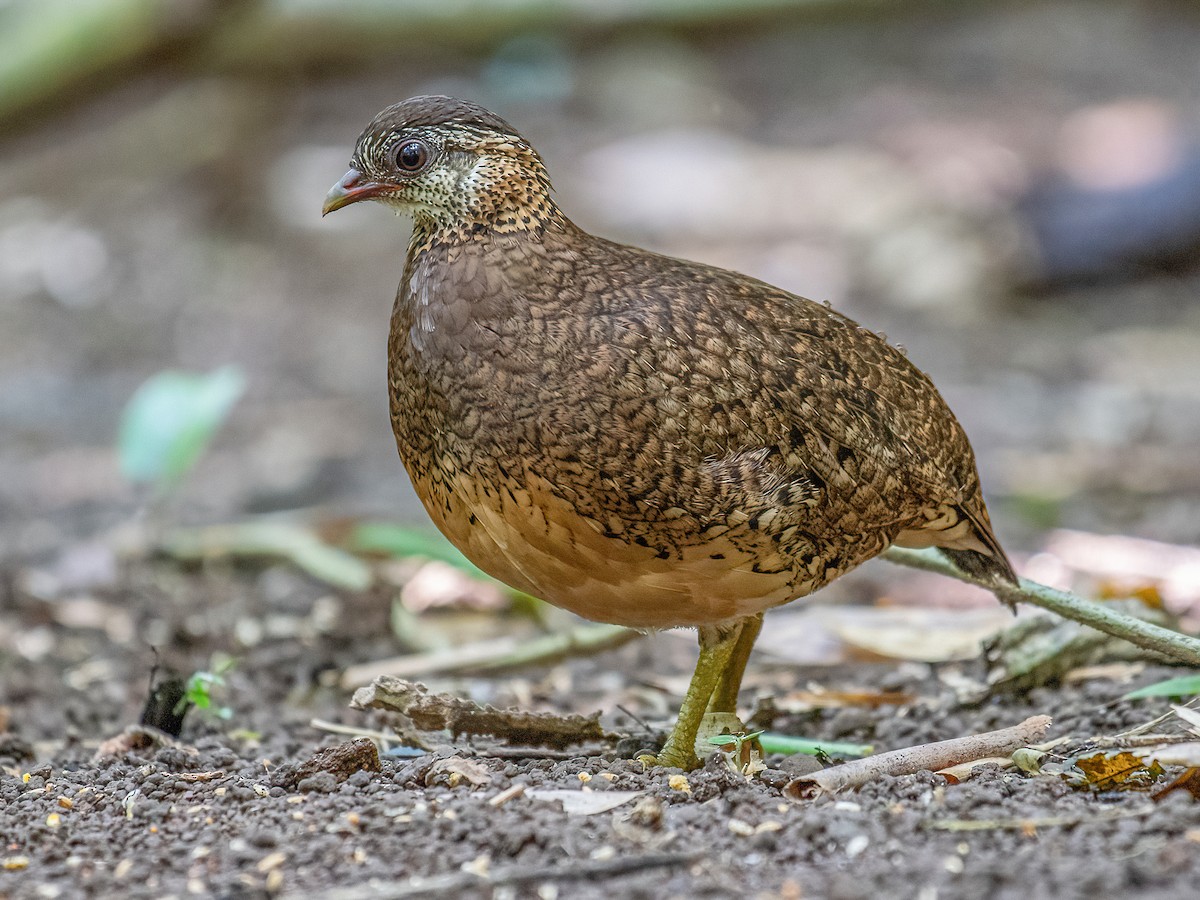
<box><xmin>322</xmin><ymin>97</ymin><xmax>558</xmax><ymax>236</ymax></box>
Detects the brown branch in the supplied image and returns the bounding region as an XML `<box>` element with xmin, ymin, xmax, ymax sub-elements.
<box><xmin>883</xmin><ymin>547</ymin><xmax>1200</xmax><ymax>667</ymax></box>
<box><xmin>350</xmin><ymin>676</ymin><xmax>616</xmax><ymax>750</ymax></box>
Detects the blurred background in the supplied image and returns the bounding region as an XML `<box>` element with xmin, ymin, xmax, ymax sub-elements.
<box><xmin>3</xmin><ymin>0</ymin><xmax>1200</xmax><ymax>572</ymax></box>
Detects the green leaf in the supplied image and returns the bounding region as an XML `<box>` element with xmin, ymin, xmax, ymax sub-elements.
<box><xmin>707</xmin><ymin>730</ymin><xmax>764</xmax><ymax>747</ymax></box>
<box><xmin>348</xmin><ymin>522</ymin><xmax>487</xmax><ymax>577</ymax></box>
<box><xmin>118</xmin><ymin>366</ymin><xmax>245</xmax><ymax>488</ymax></box>
<box><xmin>184</xmin><ymin>671</ymin><xmax>221</xmax><ymax>708</ymax></box>
<box><xmin>177</xmin><ymin>655</ymin><xmax>238</xmax><ymax>719</ymax></box>
<box><xmin>177</xmin><ymin>669</ymin><xmax>224</xmax><ymax>715</ymax></box>
<box><xmin>1122</xmin><ymin>673</ymin><xmax>1200</xmax><ymax>700</ymax></box>
<box><xmin>161</xmin><ymin>522</ymin><xmax>373</xmax><ymax>592</ymax></box>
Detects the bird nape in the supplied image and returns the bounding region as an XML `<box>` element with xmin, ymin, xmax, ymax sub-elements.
<box><xmin>324</xmin><ymin>95</ymin><xmax>1016</xmax><ymax>770</ymax></box>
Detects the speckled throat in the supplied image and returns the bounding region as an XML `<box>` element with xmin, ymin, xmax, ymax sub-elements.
<box><xmin>360</xmin><ymin>121</ymin><xmax>564</xmax><ymax>248</ymax></box>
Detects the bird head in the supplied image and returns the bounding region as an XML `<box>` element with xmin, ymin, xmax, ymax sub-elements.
<box><xmin>322</xmin><ymin>95</ymin><xmax>559</xmax><ymax>235</ymax></box>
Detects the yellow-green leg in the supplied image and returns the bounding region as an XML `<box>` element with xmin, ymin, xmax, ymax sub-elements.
<box><xmin>648</xmin><ymin>613</ymin><xmax>762</xmax><ymax>770</ymax></box>
<box><xmin>707</xmin><ymin>612</ymin><xmax>763</xmax><ymax>714</ymax></box>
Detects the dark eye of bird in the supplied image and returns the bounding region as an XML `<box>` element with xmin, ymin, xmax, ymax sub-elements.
<box><xmin>394</xmin><ymin>140</ymin><xmax>429</xmax><ymax>173</ymax></box>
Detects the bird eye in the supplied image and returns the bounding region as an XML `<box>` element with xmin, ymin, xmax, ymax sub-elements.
<box><xmin>394</xmin><ymin>140</ymin><xmax>429</xmax><ymax>173</ymax></box>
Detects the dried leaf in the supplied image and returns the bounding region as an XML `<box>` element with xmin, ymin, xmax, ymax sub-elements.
<box><xmin>1043</xmin><ymin>529</ymin><xmax>1200</xmax><ymax>613</ymax></box>
<box><xmin>1065</xmin><ymin>751</ymin><xmax>1165</xmax><ymax>791</ymax></box>
<box><xmin>936</xmin><ymin>756</ymin><xmax>1015</xmax><ymax>784</ymax></box>
<box><xmin>707</xmin><ymin>731</ymin><xmax>768</xmax><ymax>779</ymax></box>
<box><xmin>1095</xmin><ymin>580</ymin><xmax>1165</xmax><ymax>609</ymax></box>
<box><xmin>1063</xmin><ymin>663</ymin><xmax>1146</xmax><ymax>684</ymax></box>
<box><xmin>526</xmin><ymin>789</ymin><xmax>644</xmax><ymax>816</ymax></box>
<box><xmin>1135</xmin><ymin>742</ymin><xmax>1200</xmax><ymax>768</ymax></box>
<box><xmin>1152</xmin><ymin>768</ymin><xmax>1200</xmax><ymax>802</ymax></box>
<box><xmin>96</xmin><ymin>725</ymin><xmax>176</xmax><ymax>758</ymax></box>
<box><xmin>820</xmin><ymin>606</ymin><xmax>1012</xmax><ymax>663</ymax></box>
<box><xmin>746</xmin><ymin>607</ymin><xmax>849</xmax><ymax>666</ymax></box>
<box><xmin>1173</xmin><ymin>705</ymin><xmax>1200</xmax><ymax>734</ymax></box>
<box><xmin>342</xmin><ymin>625</ymin><xmax>637</xmax><ymax>687</ymax></box>
<box><xmin>399</xmin><ymin>560</ymin><xmax>508</xmax><ymax>613</ymax></box>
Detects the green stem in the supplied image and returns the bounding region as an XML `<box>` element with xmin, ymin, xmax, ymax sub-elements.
<box><xmin>882</xmin><ymin>547</ymin><xmax>1200</xmax><ymax>667</ymax></box>
<box><xmin>759</xmin><ymin>733</ymin><xmax>874</xmax><ymax>758</ymax></box>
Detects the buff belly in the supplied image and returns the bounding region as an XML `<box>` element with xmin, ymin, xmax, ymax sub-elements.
<box><xmin>412</xmin><ymin>467</ymin><xmax>802</xmax><ymax>629</ymax></box>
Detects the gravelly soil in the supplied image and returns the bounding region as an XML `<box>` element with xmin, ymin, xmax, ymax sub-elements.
<box><xmin>3</xmin><ymin>559</ymin><xmax>1200</xmax><ymax>900</ymax></box>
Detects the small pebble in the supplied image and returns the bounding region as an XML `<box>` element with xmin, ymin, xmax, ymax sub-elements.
<box><xmin>298</xmin><ymin>773</ymin><xmax>339</xmax><ymax>794</ymax></box>
<box><xmin>779</xmin><ymin>755</ymin><xmax>824</xmax><ymax>777</ymax></box>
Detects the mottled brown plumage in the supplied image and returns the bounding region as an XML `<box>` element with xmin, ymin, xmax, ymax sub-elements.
<box><xmin>324</xmin><ymin>96</ymin><xmax>1016</xmax><ymax>768</ymax></box>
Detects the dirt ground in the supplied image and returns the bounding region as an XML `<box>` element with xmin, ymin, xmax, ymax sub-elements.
<box><xmin>3</xmin><ymin>557</ymin><xmax>1200</xmax><ymax>900</ymax></box>
<box><xmin>4</xmin><ymin>2</ymin><xmax>1200</xmax><ymax>898</ymax></box>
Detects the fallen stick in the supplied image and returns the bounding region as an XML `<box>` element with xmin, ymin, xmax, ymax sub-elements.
<box><xmin>785</xmin><ymin>714</ymin><xmax>1052</xmax><ymax>799</ymax></box>
<box><xmin>883</xmin><ymin>547</ymin><xmax>1200</xmax><ymax>667</ymax></box>
<box><xmin>351</xmin><ymin>676</ymin><xmax>617</xmax><ymax>749</ymax></box>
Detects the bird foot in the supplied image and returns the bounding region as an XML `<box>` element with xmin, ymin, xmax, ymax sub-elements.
<box><xmin>635</xmin><ymin>712</ymin><xmax>749</xmax><ymax>771</ymax></box>
<box><xmin>635</xmin><ymin>747</ymin><xmax>700</xmax><ymax>771</ymax></box>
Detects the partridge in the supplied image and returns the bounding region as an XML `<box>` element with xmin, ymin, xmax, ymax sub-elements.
<box><xmin>323</xmin><ymin>96</ymin><xmax>1016</xmax><ymax>769</ymax></box>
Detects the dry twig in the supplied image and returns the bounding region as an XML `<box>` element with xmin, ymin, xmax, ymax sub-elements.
<box><xmin>351</xmin><ymin>676</ymin><xmax>617</xmax><ymax>749</ymax></box>
<box><xmin>785</xmin><ymin>714</ymin><xmax>1052</xmax><ymax>798</ymax></box>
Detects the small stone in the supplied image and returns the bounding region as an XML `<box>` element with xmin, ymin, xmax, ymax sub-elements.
<box><xmin>247</xmin><ymin>829</ymin><xmax>280</xmax><ymax>848</ymax></box>
<box><xmin>297</xmin><ymin>772</ymin><xmax>339</xmax><ymax>794</ymax></box>
<box><xmin>288</xmin><ymin>739</ymin><xmax>381</xmax><ymax>789</ymax></box>
<box><xmin>779</xmin><ymin>754</ymin><xmax>824</xmax><ymax>777</ymax></box>
<box><xmin>667</xmin><ymin>774</ymin><xmax>691</xmax><ymax>794</ymax></box>
<box><xmin>728</xmin><ymin>818</ymin><xmax>755</xmax><ymax>836</ymax></box>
